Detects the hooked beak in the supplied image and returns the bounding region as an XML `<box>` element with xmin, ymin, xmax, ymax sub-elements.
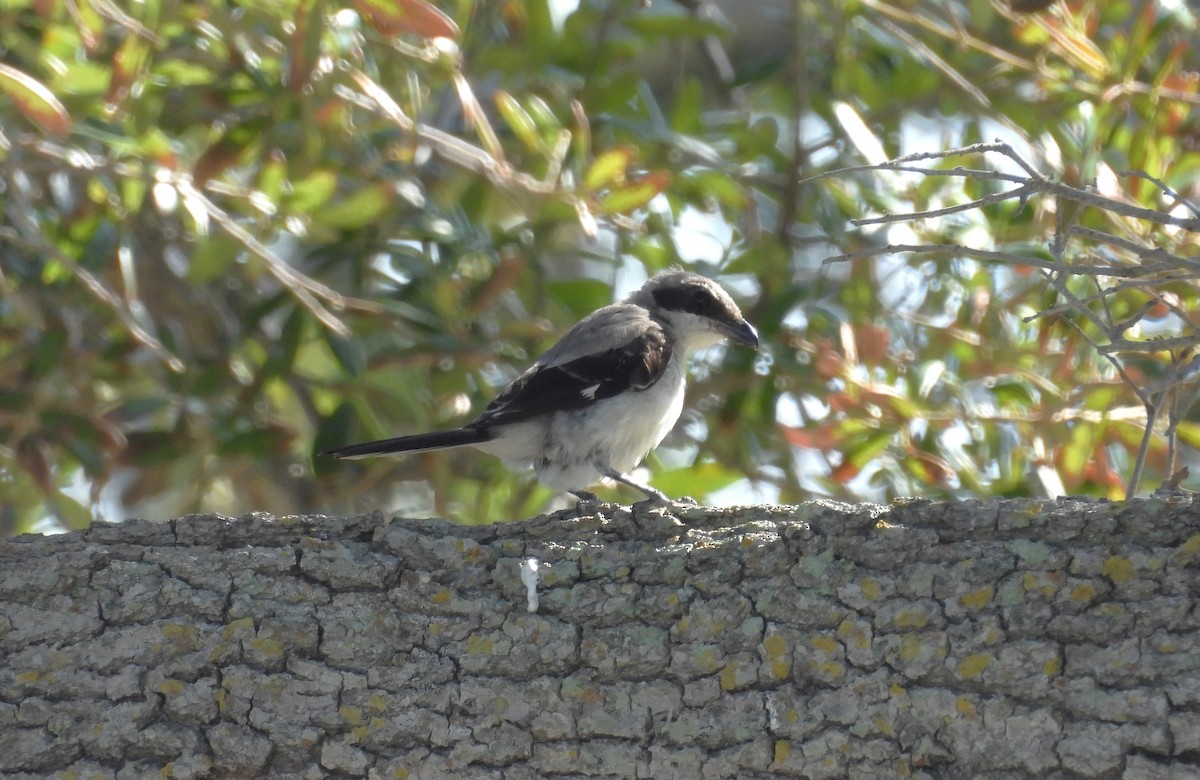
<box><xmin>722</xmin><ymin>318</ymin><xmax>760</xmax><ymax>349</ymax></box>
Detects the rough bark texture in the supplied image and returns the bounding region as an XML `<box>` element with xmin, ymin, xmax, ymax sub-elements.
<box><xmin>2</xmin><ymin>498</ymin><xmax>1200</xmax><ymax>779</ymax></box>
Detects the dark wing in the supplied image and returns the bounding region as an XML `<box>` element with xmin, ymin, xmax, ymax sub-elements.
<box><xmin>471</xmin><ymin>321</ymin><xmax>672</xmax><ymax>429</ymax></box>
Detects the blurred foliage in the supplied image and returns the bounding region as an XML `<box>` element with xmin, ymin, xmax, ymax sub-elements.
<box><xmin>1</xmin><ymin>0</ymin><xmax>1199</xmax><ymax>533</ymax></box>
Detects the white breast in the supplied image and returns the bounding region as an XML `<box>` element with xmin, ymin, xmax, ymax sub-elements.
<box><xmin>478</xmin><ymin>355</ymin><xmax>688</xmax><ymax>493</ymax></box>
<box><xmin>566</xmin><ymin>355</ymin><xmax>687</xmax><ymax>474</ymax></box>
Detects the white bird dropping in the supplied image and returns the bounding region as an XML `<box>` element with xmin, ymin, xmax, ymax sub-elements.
<box><xmin>519</xmin><ymin>557</ymin><xmax>540</xmax><ymax>612</ymax></box>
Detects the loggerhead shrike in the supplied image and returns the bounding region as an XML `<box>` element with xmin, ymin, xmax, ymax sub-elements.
<box><xmin>324</xmin><ymin>270</ymin><xmax>758</xmax><ymax>503</ymax></box>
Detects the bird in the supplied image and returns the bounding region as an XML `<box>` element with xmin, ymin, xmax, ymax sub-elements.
<box><xmin>323</xmin><ymin>270</ymin><xmax>759</xmax><ymax>504</ymax></box>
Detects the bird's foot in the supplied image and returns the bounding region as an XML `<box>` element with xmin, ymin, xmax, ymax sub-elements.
<box><xmin>633</xmin><ymin>494</ymin><xmax>697</xmax><ymax>510</ymax></box>
<box><xmin>598</xmin><ymin>467</ymin><xmax>682</xmax><ymax>507</ymax></box>
<box><xmin>570</xmin><ymin>490</ymin><xmax>605</xmax><ymax>515</ymax></box>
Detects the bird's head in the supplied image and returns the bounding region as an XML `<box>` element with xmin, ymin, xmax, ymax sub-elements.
<box><xmin>630</xmin><ymin>271</ymin><xmax>759</xmax><ymax>354</ymax></box>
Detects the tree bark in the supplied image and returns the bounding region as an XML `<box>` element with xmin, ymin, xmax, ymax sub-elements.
<box><xmin>2</xmin><ymin>497</ymin><xmax>1199</xmax><ymax>779</ymax></box>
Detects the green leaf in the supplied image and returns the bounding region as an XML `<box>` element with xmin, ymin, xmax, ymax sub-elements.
<box><xmin>630</xmin><ymin>236</ymin><xmax>671</xmax><ymax>269</ymax></box>
<box><xmin>600</xmin><ymin>171</ymin><xmax>671</xmax><ymax>214</ymax></box>
<box><xmin>650</xmin><ymin>461</ymin><xmax>743</xmax><ymax>499</ymax></box>
<box><xmin>991</xmin><ymin>376</ymin><xmax>1037</xmax><ymax>410</ymax></box>
<box><xmin>846</xmin><ymin>430</ymin><xmax>894</xmax><ymax>469</ymax></box>
<box><xmin>325</xmin><ymin>332</ymin><xmax>365</xmax><ymax>377</ymax></box>
<box><xmin>523</xmin><ymin>94</ymin><xmax>562</xmax><ymax>143</ymax></box>
<box><xmin>153</xmin><ymin>60</ymin><xmax>218</xmax><ymax>86</ymax></box>
<box><xmin>583</xmin><ymin>146</ymin><xmax>635</xmax><ymax>191</ymax></box>
<box><xmin>0</xmin><ymin>63</ymin><xmax>71</xmax><ymax>137</ymax></box>
<box><xmin>1082</xmin><ymin>384</ymin><xmax>1123</xmax><ymax>412</ymax></box>
<box><xmin>122</xmin><ymin>177</ymin><xmax>147</xmax><ymax>214</ymax></box>
<box><xmin>312</xmin><ymin>183</ymin><xmax>395</xmax><ymax>230</ymax></box>
<box><xmin>682</xmin><ymin>169</ymin><xmax>746</xmax><ymax>209</ymax></box>
<box><xmin>1173</xmin><ymin>421</ymin><xmax>1200</xmax><ymax>449</ymax></box>
<box><xmin>51</xmin><ymin>490</ymin><xmax>95</xmax><ymax>531</ymax></box>
<box><xmin>28</xmin><ymin>328</ymin><xmax>68</xmax><ymax>378</ymax></box>
<box><xmin>494</xmin><ymin>90</ymin><xmax>545</xmax><ymax>154</ymax></box>
<box><xmin>264</xmin><ymin>306</ymin><xmax>307</xmax><ymax>378</ymax></box>
<box><xmin>670</xmin><ymin>78</ymin><xmax>705</xmax><ymax>134</ymax></box>
<box><xmin>524</xmin><ymin>0</ymin><xmax>556</xmax><ymax>60</ymax></box>
<box><xmin>257</xmin><ymin>151</ymin><xmax>288</xmax><ymax>205</ymax></box>
<box><xmin>217</xmin><ymin>427</ymin><xmax>290</xmax><ymax>457</ymax></box>
<box><xmin>79</xmin><ymin>219</ymin><xmax>118</xmax><ymax>271</ymax></box>
<box><xmin>748</xmin><ymin>116</ymin><xmax>781</xmax><ymax>151</ymax></box>
<box><xmin>109</xmin><ymin>398</ymin><xmax>172</xmax><ymax>423</ymax></box>
<box><xmin>41</xmin><ymin>410</ymin><xmax>113</xmax><ymax>475</ymax></box>
<box><xmin>188</xmin><ymin>235</ymin><xmax>242</xmax><ymax>285</ymax></box>
<box><xmin>106</xmin><ymin>36</ymin><xmax>150</xmax><ymax>109</ymax></box>
<box><xmin>547</xmin><ymin>278</ymin><xmax>612</xmax><ymax>317</ymax></box>
<box><xmin>51</xmin><ymin>60</ymin><xmax>110</xmax><ymax>97</ymax></box>
<box><xmin>1060</xmin><ymin>424</ymin><xmax>1096</xmax><ymax>479</ymax></box>
<box><xmin>288</xmin><ymin>169</ymin><xmax>338</xmax><ymax>213</ymax></box>
<box><xmin>194</xmin><ymin>118</ymin><xmax>266</xmax><ymax>185</ymax></box>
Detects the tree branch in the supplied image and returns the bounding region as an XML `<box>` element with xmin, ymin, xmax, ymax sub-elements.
<box><xmin>3</xmin><ymin>501</ymin><xmax>1199</xmax><ymax>777</ymax></box>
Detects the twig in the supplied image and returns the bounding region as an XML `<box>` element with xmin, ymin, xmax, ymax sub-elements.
<box><xmin>341</xmin><ymin>69</ymin><xmax>558</xmax><ymax>197</ymax></box>
<box><xmin>1122</xmin><ymin>169</ymin><xmax>1200</xmax><ymax>221</ymax></box>
<box><xmin>168</xmin><ymin>175</ymin><xmax>354</xmax><ymax>337</ymax></box>
<box><xmin>875</xmin><ymin>18</ymin><xmax>992</xmax><ymax>109</ymax></box>
<box><xmin>821</xmin><ymin>242</ymin><xmax>1183</xmax><ymax>280</ymax></box>
<box><xmin>851</xmin><ymin>184</ymin><xmax>1036</xmax><ymax>226</ymax></box>
<box><xmin>86</xmin><ymin>0</ymin><xmax>165</xmax><ymax>44</ymax></box>
<box><xmin>816</xmin><ymin>141</ymin><xmax>1199</xmax><ymax>231</ymax></box>
<box><xmin>2</xmin><ymin>164</ymin><xmax>185</xmax><ymax>373</ymax></box>
<box><xmin>828</xmin><ymin>138</ymin><xmax>1200</xmax><ymax>498</ymax></box>
<box><xmin>869</xmin><ymin>0</ymin><xmax>1200</xmax><ymax>109</ymax></box>
<box><xmin>1068</xmin><ymin>225</ymin><xmax>1200</xmax><ymax>269</ymax></box>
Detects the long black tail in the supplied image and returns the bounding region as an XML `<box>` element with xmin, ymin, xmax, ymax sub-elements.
<box><xmin>322</xmin><ymin>428</ymin><xmax>489</xmax><ymax>459</ymax></box>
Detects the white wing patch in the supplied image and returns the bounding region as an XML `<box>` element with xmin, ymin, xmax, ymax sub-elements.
<box><xmin>580</xmin><ymin>383</ymin><xmax>601</xmax><ymax>400</ymax></box>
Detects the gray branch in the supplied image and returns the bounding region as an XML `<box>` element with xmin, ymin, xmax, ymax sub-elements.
<box><xmin>3</xmin><ymin>498</ymin><xmax>1200</xmax><ymax>778</ymax></box>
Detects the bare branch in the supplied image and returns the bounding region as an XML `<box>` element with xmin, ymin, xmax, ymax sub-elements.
<box><xmin>1121</xmin><ymin>169</ymin><xmax>1200</xmax><ymax>221</ymax></box>
<box><xmin>852</xmin><ymin>184</ymin><xmax>1036</xmax><ymax>226</ymax></box>
<box><xmin>822</xmin><ymin>242</ymin><xmax>1185</xmax><ymax>280</ymax></box>
<box><xmin>822</xmin><ymin>139</ymin><xmax>1200</xmax><ymax>499</ymax></box>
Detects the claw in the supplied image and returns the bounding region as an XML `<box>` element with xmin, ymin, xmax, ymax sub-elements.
<box><xmin>570</xmin><ymin>489</ymin><xmax>604</xmax><ymax>515</ymax></box>
<box><xmin>634</xmin><ymin>496</ymin><xmax>698</xmax><ymax>512</ymax></box>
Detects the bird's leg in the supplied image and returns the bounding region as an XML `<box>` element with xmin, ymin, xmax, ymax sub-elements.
<box><xmin>570</xmin><ymin>489</ymin><xmax>602</xmax><ymax>503</ymax></box>
<box><xmin>598</xmin><ymin>467</ymin><xmax>674</xmax><ymax>505</ymax></box>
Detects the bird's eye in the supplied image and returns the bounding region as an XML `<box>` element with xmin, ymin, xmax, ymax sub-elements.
<box><xmin>690</xmin><ymin>288</ymin><xmax>715</xmax><ymax>312</ymax></box>
<box><xmin>651</xmin><ymin>282</ymin><xmax>721</xmax><ymax>316</ymax></box>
